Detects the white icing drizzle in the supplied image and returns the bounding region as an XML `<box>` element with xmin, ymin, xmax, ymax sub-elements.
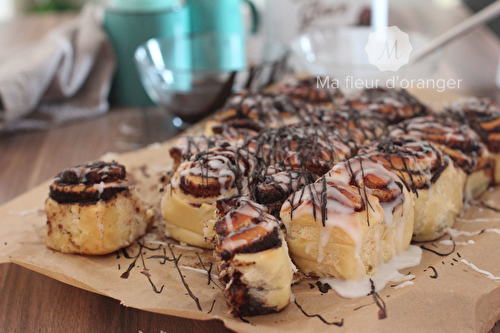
<box><xmin>448</xmin><ymin>227</ymin><xmax>500</xmax><ymax>237</ymax></box>
<box><xmin>319</xmin><ymin>245</ymin><xmax>422</xmax><ymax>298</ymax></box>
<box><xmin>9</xmin><ymin>208</ymin><xmax>44</xmax><ymax>216</ymax></box>
<box><xmin>327</xmin><ymin>158</ymin><xmax>410</xmax><ymax>254</ymax></box>
<box><xmin>93</xmin><ymin>181</ymin><xmax>129</xmax><ymax>196</ymax></box>
<box><xmin>179</xmin><ymin>265</ymin><xmax>219</xmax><ymax>280</ymax></box>
<box><xmin>393</xmin><ymin>280</ymin><xmax>414</xmax><ymax>290</ymax></box>
<box><xmin>282</xmin><ymin>181</ymin><xmax>363</xmax><ymax>263</ymax></box>
<box><xmin>328</xmin><ymin>158</ymin><xmax>407</xmax><ymax>228</ymax></box>
<box><xmin>172</xmin><ymin>145</ymin><xmax>253</xmax><ymax>196</ymax></box>
<box><xmin>461</xmin><ymin>259</ymin><xmax>500</xmax><ymax>281</ymax></box>
<box><xmin>439</xmin><ymin>239</ymin><xmax>475</xmax><ymax>246</ymax></box>
<box><xmin>456</xmin><ymin>218</ymin><xmax>500</xmax><ymax>223</ymax></box>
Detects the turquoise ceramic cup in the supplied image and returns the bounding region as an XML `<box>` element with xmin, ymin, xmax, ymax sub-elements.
<box><xmin>187</xmin><ymin>0</ymin><xmax>259</xmax><ymax>70</ymax></box>
<box><xmin>105</xmin><ymin>0</ymin><xmax>190</xmax><ymax>106</ymax></box>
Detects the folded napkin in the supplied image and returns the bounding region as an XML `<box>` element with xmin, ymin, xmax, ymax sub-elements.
<box><xmin>0</xmin><ymin>5</ymin><xmax>115</xmax><ymax>133</ymax></box>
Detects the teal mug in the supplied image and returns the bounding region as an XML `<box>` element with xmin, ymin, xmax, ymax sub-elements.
<box><xmin>105</xmin><ymin>0</ymin><xmax>190</xmax><ymax>106</ymax></box>
<box><xmin>188</xmin><ymin>0</ymin><xmax>259</xmax><ymax>71</ymax></box>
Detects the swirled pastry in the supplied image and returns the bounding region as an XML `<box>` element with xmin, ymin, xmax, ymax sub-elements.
<box><xmin>45</xmin><ymin>161</ymin><xmax>154</xmax><ymax>255</ymax></box>
<box><xmin>309</xmin><ymin>107</ymin><xmax>388</xmax><ymax>149</ymax></box>
<box><xmin>161</xmin><ymin>144</ymin><xmax>255</xmax><ymax>248</ymax></box>
<box><xmin>280</xmin><ymin>177</ymin><xmax>385</xmax><ymax>279</ymax></box>
<box><xmin>249</xmin><ymin>122</ymin><xmax>353</xmax><ymax>177</ymax></box>
<box><xmin>273</xmin><ymin>76</ymin><xmax>343</xmax><ymax>106</ymax></box>
<box><xmin>205</xmin><ymin>195</ymin><xmax>296</xmax><ymax>317</ymax></box>
<box><xmin>388</xmin><ymin>115</ymin><xmax>493</xmax><ymax>199</ymax></box>
<box><xmin>280</xmin><ymin>157</ymin><xmax>413</xmax><ymax>279</ymax></box>
<box><xmin>443</xmin><ymin>97</ymin><xmax>500</xmax><ymax>184</ymax></box>
<box><xmin>251</xmin><ymin>167</ymin><xmax>314</xmax><ymax>216</ymax></box>
<box><xmin>170</xmin><ymin>126</ymin><xmax>257</xmax><ymax>171</ymax></box>
<box><xmin>343</xmin><ymin>88</ymin><xmax>428</xmax><ymax>124</ymax></box>
<box><xmin>246</xmin><ymin>122</ymin><xmax>353</xmax><ymax>213</ymax></box>
<box><xmin>206</xmin><ymin>90</ymin><xmax>303</xmax><ymax>134</ymax></box>
<box><xmin>358</xmin><ymin>138</ymin><xmax>465</xmax><ymax>241</ymax></box>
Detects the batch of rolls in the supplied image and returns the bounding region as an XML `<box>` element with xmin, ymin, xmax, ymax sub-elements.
<box><xmin>45</xmin><ymin>76</ymin><xmax>500</xmax><ymax>318</ymax></box>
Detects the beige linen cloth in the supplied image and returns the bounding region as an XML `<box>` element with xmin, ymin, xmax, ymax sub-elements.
<box><xmin>0</xmin><ymin>5</ymin><xmax>115</xmax><ymax>133</ymax></box>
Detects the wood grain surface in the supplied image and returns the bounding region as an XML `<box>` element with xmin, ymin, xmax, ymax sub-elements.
<box><xmin>1</xmin><ymin>3</ymin><xmax>500</xmax><ymax>332</ymax></box>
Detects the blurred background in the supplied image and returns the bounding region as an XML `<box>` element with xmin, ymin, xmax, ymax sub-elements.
<box><xmin>0</xmin><ymin>0</ymin><xmax>478</xmax><ymax>20</ymax></box>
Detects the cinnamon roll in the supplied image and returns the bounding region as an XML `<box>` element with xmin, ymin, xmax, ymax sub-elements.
<box><xmin>204</xmin><ymin>195</ymin><xmax>296</xmax><ymax>317</ymax></box>
<box><xmin>280</xmin><ymin>157</ymin><xmax>413</xmax><ymax>279</ymax></box>
<box><xmin>161</xmin><ymin>144</ymin><xmax>255</xmax><ymax>248</ymax></box>
<box><xmin>358</xmin><ymin>138</ymin><xmax>465</xmax><ymax>241</ymax></box>
<box><xmin>273</xmin><ymin>76</ymin><xmax>343</xmax><ymax>106</ymax></box>
<box><xmin>45</xmin><ymin>161</ymin><xmax>154</xmax><ymax>255</ymax></box>
<box><xmin>206</xmin><ymin>90</ymin><xmax>302</xmax><ymax>134</ymax></box>
<box><xmin>249</xmin><ymin>122</ymin><xmax>353</xmax><ymax>178</ymax></box>
<box><xmin>388</xmin><ymin>115</ymin><xmax>493</xmax><ymax>199</ymax></box>
<box><xmin>343</xmin><ymin>88</ymin><xmax>428</xmax><ymax>124</ymax></box>
<box><xmin>443</xmin><ymin>97</ymin><xmax>500</xmax><ymax>184</ymax></box>
<box><xmin>251</xmin><ymin>167</ymin><xmax>315</xmax><ymax>216</ymax></box>
<box><xmin>310</xmin><ymin>107</ymin><xmax>388</xmax><ymax>149</ymax></box>
<box><xmin>169</xmin><ymin>126</ymin><xmax>257</xmax><ymax>172</ymax></box>
<box><xmin>280</xmin><ymin>177</ymin><xmax>383</xmax><ymax>279</ymax></box>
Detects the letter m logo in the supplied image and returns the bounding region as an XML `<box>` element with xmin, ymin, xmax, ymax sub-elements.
<box><xmin>378</xmin><ymin>40</ymin><xmax>401</xmax><ymax>60</ymax></box>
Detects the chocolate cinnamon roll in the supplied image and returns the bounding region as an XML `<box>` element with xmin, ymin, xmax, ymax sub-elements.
<box><xmin>388</xmin><ymin>115</ymin><xmax>493</xmax><ymax>199</ymax></box>
<box><xmin>343</xmin><ymin>88</ymin><xmax>428</xmax><ymax>124</ymax></box>
<box><xmin>358</xmin><ymin>138</ymin><xmax>465</xmax><ymax>241</ymax></box>
<box><xmin>443</xmin><ymin>97</ymin><xmax>500</xmax><ymax>184</ymax></box>
<box><xmin>326</xmin><ymin>157</ymin><xmax>414</xmax><ymax>253</ymax></box>
<box><xmin>273</xmin><ymin>76</ymin><xmax>343</xmax><ymax>106</ymax></box>
<box><xmin>161</xmin><ymin>144</ymin><xmax>256</xmax><ymax>248</ymax></box>
<box><xmin>205</xmin><ymin>195</ymin><xmax>296</xmax><ymax>317</ymax></box>
<box><xmin>280</xmin><ymin>176</ymin><xmax>388</xmax><ymax>279</ymax></box>
<box><xmin>169</xmin><ymin>126</ymin><xmax>257</xmax><ymax>172</ymax></box>
<box><xmin>251</xmin><ymin>167</ymin><xmax>315</xmax><ymax>216</ymax></box>
<box><xmin>206</xmin><ymin>90</ymin><xmax>302</xmax><ymax>134</ymax></box>
<box><xmin>46</xmin><ymin>161</ymin><xmax>154</xmax><ymax>255</ymax></box>
<box><xmin>310</xmin><ymin>106</ymin><xmax>388</xmax><ymax>149</ymax></box>
<box><xmin>249</xmin><ymin>122</ymin><xmax>353</xmax><ymax>178</ymax></box>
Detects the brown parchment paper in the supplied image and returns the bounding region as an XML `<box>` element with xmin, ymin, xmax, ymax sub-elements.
<box><xmin>2</xmin><ymin>89</ymin><xmax>500</xmax><ymax>333</ymax></box>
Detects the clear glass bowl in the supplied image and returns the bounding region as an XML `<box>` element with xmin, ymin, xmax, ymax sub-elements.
<box><xmin>135</xmin><ymin>33</ymin><xmax>289</xmax><ymax>128</ymax></box>
<box><xmin>291</xmin><ymin>27</ymin><xmax>442</xmax><ymax>91</ymax></box>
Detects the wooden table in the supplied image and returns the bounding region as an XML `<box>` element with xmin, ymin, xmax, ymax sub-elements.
<box><xmin>1</xmin><ymin>4</ymin><xmax>500</xmax><ymax>332</ymax></box>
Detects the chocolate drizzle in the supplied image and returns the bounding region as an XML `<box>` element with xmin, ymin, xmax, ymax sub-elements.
<box><xmin>358</xmin><ymin>137</ymin><xmax>448</xmax><ymax>193</ymax></box>
<box><xmin>294</xmin><ymin>300</ymin><xmax>344</xmax><ymax>326</ymax></box>
<box><xmin>369</xmin><ymin>279</ymin><xmax>387</xmax><ymax>320</ymax></box>
<box><xmin>388</xmin><ymin>115</ymin><xmax>490</xmax><ymax>174</ymax></box>
<box><xmin>120</xmin><ymin>243</ymin><xmax>164</xmax><ymax>294</ymax></box>
<box><xmin>343</xmin><ymin>88</ymin><xmax>428</xmax><ymax>124</ymax></box>
<box><xmin>428</xmin><ymin>266</ymin><xmax>438</xmax><ymax>279</ymax></box>
<box><xmin>168</xmin><ymin>244</ymin><xmax>202</xmax><ymax>311</ymax></box>
<box><xmin>196</xmin><ymin>252</ymin><xmax>223</xmax><ymax>291</ymax></box>
<box><xmin>421</xmin><ymin>239</ymin><xmax>456</xmax><ymax>256</ymax></box>
<box><xmin>50</xmin><ymin>161</ymin><xmax>129</xmax><ymax>204</ymax></box>
<box><xmin>472</xmin><ymin>200</ymin><xmax>500</xmax><ymax>213</ymax></box>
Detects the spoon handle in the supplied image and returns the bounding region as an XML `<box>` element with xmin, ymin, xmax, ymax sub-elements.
<box><xmin>410</xmin><ymin>0</ymin><xmax>500</xmax><ymax>64</ymax></box>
